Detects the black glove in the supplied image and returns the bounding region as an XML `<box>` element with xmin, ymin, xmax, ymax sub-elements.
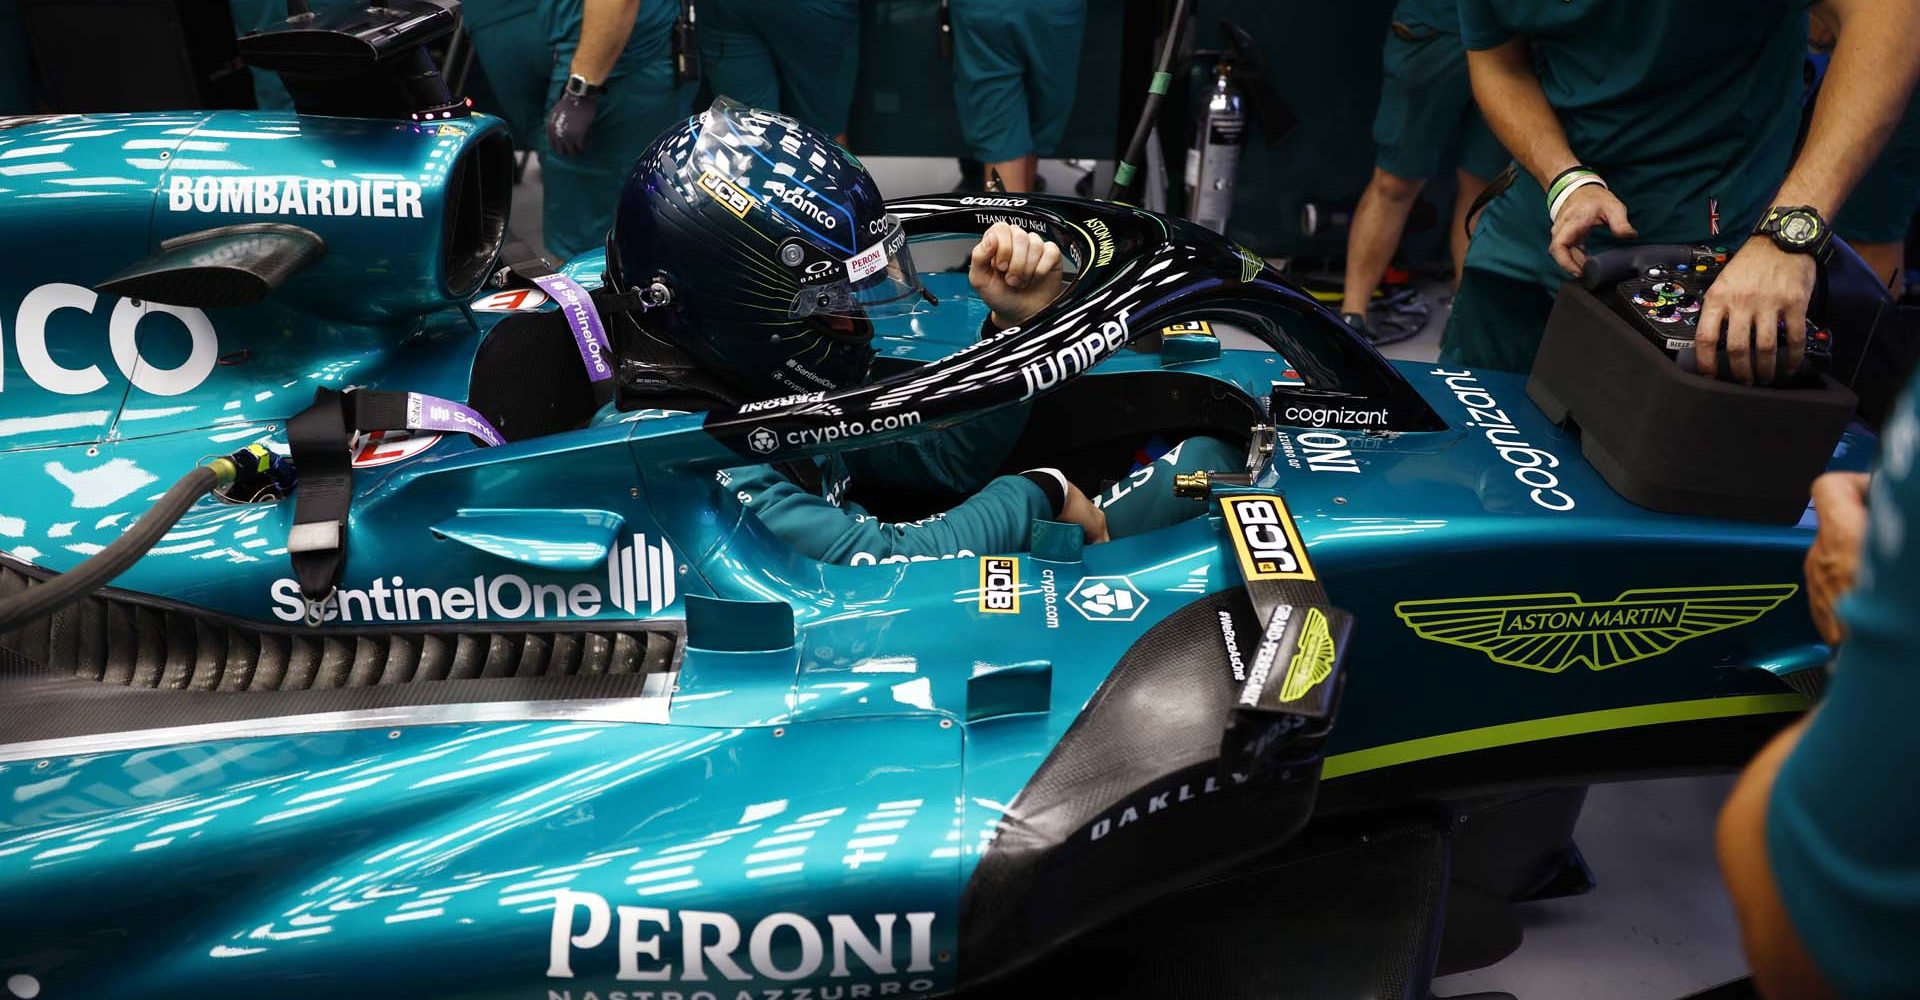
<box><xmin>546</xmin><ymin>92</ymin><xmax>599</xmax><ymax>159</ymax></box>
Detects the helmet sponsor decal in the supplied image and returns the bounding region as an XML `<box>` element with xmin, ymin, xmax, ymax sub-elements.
<box><xmin>470</xmin><ymin>287</ymin><xmax>549</xmax><ymax>312</ymax></box>
<box><xmin>1220</xmin><ymin>494</ymin><xmax>1315</xmax><ymax>582</ymax></box>
<box><xmin>764</xmin><ymin>179</ymin><xmax>844</xmax><ymax>232</ymax></box>
<box><xmin>697</xmin><ymin>169</ymin><xmax>756</xmax><ymax>219</ymax></box>
<box><xmin>844</xmin><ymin>225</ymin><xmax>905</xmax><ymax>283</ymax></box>
<box><xmin>1395</xmin><ymin>584</ymin><xmax>1800</xmax><ymax>673</ymax></box>
<box><xmin>978</xmin><ymin>556</ymin><xmax>1019</xmax><ymax>614</ymax></box>
<box><xmin>166</xmin><ymin>176</ymin><xmax>423</xmax><ymax>219</ymax></box>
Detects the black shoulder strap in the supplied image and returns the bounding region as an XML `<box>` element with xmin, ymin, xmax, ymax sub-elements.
<box><xmin>285</xmin><ymin>387</ymin><xmax>353</xmax><ymax>621</ymax></box>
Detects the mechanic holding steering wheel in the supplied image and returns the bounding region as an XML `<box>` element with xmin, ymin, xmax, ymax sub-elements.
<box><xmin>605</xmin><ymin>101</ymin><xmax>1238</xmax><ymax>565</ymax></box>
<box><xmin>1443</xmin><ymin>0</ymin><xmax>1920</xmax><ymax>385</ymax></box>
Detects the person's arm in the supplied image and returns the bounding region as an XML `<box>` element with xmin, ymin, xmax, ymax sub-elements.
<box><xmin>1717</xmin><ymin>717</ymin><xmax>1838</xmax><ymax>1000</ymax></box>
<box><xmin>842</xmin><ymin>407</ymin><xmax>1029</xmax><ymax>493</ymax></box>
<box><xmin>728</xmin><ymin>464</ymin><xmax>1104</xmax><ymax>565</ymax></box>
<box><xmin>1465</xmin><ymin>38</ymin><xmax>1639</xmax><ymax>280</ymax></box>
<box><xmin>1697</xmin><ymin>0</ymin><xmax>1920</xmax><ymax>383</ymax></box>
<box><xmin>1804</xmin><ymin>471</ymin><xmax>1871</xmax><ymax>645</ymax></box>
<box><xmin>571</xmin><ymin>0</ymin><xmax>642</xmax><ymax>84</ymax></box>
<box><xmin>545</xmin><ymin>0</ymin><xmax>643</xmax><ymax>158</ymax></box>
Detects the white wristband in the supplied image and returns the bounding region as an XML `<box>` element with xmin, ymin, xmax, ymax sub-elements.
<box><xmin>1549</xmin><ymin>174</ymin><xmax>1608</xmax><ymax>224</ymax></box>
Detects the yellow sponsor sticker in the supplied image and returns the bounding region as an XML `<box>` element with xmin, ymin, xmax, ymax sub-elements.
<box><xmin>1162</xmin><ymin>319</ymin><xmax>1214</xmax><ymax>337</ymax></box>
<box><xmin>979</xmin><ymin>556</ymin><xmax>1020</xmax><ymax>614</ymax></box>
<box><xmin>1221</xmin><ymin>494</ymin><xmax>1315</xmax><ymax>582</ymax></box>
<box><xmin>697</xmin><ymin>170</ymin><xmax>756</xmax><ymax>219</ymax></box>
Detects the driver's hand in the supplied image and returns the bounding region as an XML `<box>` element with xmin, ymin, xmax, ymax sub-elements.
<box><xmin>1549</xmin><ymin>184</ymin><xmax>1637</xmax><ymax>278</ymax></box>
<box><xmin>1695</xmin><ymin>237</ymin><xmax>1814</xmax><ymax>384</ymax></box>
<box><xmin>1060</xmin><ymin>482</ymin><xmax>1110</xmax><ymax>544</ymax></box>
<box><xmin>1805</xmin><ymin>471</ymin><xmax>1870</xmax><ymax>647</ymax></box>
<box><xmin>971</xmin><ymin>222</ymin><xmax>1065</xmax><ymax>328</ymax></box>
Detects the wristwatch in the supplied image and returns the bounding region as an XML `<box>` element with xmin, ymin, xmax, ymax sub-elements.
<box><xmin>1752</xmin><ymin>205</ymin><xmax>1835</xmax><ymax>264</ymax></box>
<box><xmin>564</xmin><ymin>74</ymin><xmax>607</xmax><ymax>99</ymax></box>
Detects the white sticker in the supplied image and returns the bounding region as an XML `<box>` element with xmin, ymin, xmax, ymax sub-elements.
<box><xmin>845</xmin><ymin>238</ymin><xmax>889</xmax><ymax>282</ymax></box>
<box><xmin>352</xmin><ymin>430</ymin><xmax>441</xmax><ymax>468</ymax></box>
<box><xmin>1665</xmin><ymin>337</ymin><xmax>1693</xmax><ymax>351</ymax></box>
<box><xmin>472</xmin><ymin>287</ymin><xmax>549</xmax><ymax>313</ymax></box>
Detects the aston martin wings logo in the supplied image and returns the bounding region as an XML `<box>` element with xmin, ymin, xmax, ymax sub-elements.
<box><xmin>1279</xmin><ymin>606</ymin><xmax>1335</xmax><ymax>701</ymax></box>
<box><xmin>1394</xmin><ymin>585</ymin><xmax>1799</xmax><ymax>673</ymax></box>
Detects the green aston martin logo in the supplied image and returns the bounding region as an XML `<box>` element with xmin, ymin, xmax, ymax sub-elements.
<box><xmin>1395</xmin><ymin>584</ymin><xmax>1800</xmax><ymax>673</ymax></box>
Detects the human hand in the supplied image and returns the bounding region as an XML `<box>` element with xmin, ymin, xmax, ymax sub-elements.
<box><xmin>1549</xmin><ymin>185</ymin><xmax>1637</xmax><ymax>278</ymax></box>
<box><xmin>545</xmin><ymin>92</ymin><xmax>599</xmax><ymax>159</ymax></box>
<box><xmin>1696</xmin><ymin>238</ymin><xmax>1815</xmax><ymax>384</ymax></box>
<box><xmin>1060</xmin><ymin>482</ymin><xmax>1110</xmax><ymax>544</ymax></box>
<box><xmin>969</xmin><ymin>222</ymin><xmax>1065</xmax><ymax>327</ymax></box>
<box><xmin>1804</xmin><ymin>471</ymin><xmax>1870</xmax><ymax>646</ymax></box>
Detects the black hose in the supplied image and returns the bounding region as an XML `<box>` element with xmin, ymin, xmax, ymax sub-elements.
<box><xmin>0</xmin><ymin>464</ymin><xmax>225</xmax><ymax>633</ymax></box>
<box><xmin>1107</xmin><ymin>0</ymin><xmax>1194</xmax><ymax>202</ymax></box>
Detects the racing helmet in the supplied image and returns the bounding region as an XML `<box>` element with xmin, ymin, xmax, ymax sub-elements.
<box><xmin>609</xmin><ymin>97</ymin><xmax>927</xmax><ymax>397</ymax></box>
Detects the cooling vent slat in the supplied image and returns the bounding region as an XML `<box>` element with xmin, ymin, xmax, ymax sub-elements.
<box><xmin>131</xmin><ymin>606</ymin><xmax>167</xmax><ymax>689</ymax></box>
<box><xmin>0</xmin><ymin>564</ymin><xmax>679</xmax><ymax>693</ymax></box>
<box><xmin>74</xmin><ymin>598</ymin><xmax>104</xmax><ymax>683</ymax></box>
<box><xmin>379</xmin><ymin>634</ymin><xmax>420</xmax><ymax>686</ymax></box>
<box><xmin>417</xmin><ymin>634</ymin><xmax>452</xmax><ymax>681</ymax></box>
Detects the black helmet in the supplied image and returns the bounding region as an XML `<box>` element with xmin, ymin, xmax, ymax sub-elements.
<box><xmin>609</xmin><ymin>97</ymin><xmax>927</xmax><ymax>398</ymax></box>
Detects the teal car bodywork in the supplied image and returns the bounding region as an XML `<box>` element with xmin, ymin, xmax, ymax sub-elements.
<box><xmin>0</xmin><ymin>109</ymin><xmax>1849</xmax><ymax>998</ymax></box>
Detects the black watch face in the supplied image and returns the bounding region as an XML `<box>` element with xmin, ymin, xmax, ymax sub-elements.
<box><xmin>1779</xmin><ymin>211</ymin><xmax>1822</xmax><ymax>246</ymax></box>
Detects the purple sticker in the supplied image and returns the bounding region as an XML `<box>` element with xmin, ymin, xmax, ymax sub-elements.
<box><xmin>532</xmin><ymin>273</ymin><xmax>614</xmax><ymax>383</ymax></box>
<box><xmin>406</xmin><ymin>392</ymin><xmax>506</xmax><ymax>448</ymax></box>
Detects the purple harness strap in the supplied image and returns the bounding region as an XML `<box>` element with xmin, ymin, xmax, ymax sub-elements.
<box><xmin>532</xmin><ymin>272</ymin><xmax>615</xmax><ymax>383</ymax></box>
<box><xmin>405</xmin><ymin>392</ymin><xmax>506</xmax><ymax>448</ymax></box>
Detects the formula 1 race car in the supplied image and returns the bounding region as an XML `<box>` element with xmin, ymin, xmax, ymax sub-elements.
<box><xmin>0</xmin><ymin>5</ymin><xmax>1870</xmax><ymax>999</ymax></box>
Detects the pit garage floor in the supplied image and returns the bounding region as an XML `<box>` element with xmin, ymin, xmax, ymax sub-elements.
<box><xmin>508</xmin><ymin>153</ymin><xmax>1754</xmax><ymax>1000</ymax></box>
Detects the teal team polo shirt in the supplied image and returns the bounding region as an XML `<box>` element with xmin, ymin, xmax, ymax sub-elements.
<box><xmin>1456</xmin><ymin>0</ymin><xmax>1810</xmax><ymax>289</ymax></box>
<box><xmin>1769</xmin><ymin>384</ymin><xmax>1920</xmax><ymax>999</ymax></box>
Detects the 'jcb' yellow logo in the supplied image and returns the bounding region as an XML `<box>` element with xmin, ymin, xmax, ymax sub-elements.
<box><xmin>979</xmin><ymin>556</ymin><xmax>1019</xmax><ymax>614</ymax></box>
<box><xmin>697</xmin><ymin>170</ymin><xmax>756</xmax><ymax>219</ymax></box>
<box><xmin>1221</xmin><ymin>494</ymin><xmax>1315</xmax><ymax>582</ymax></box>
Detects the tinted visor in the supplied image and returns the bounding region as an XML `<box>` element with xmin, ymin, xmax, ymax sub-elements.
<box><xmin>789</xmin><ymin>215</ymin><xmax>926</xmax><ymax>319</ymax></box>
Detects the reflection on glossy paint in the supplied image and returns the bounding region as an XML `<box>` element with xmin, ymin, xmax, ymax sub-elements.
<box><xmin>1318</xmin><ymin>517</ymin><xmax>1449</xmax><ymax>539</ymax></box>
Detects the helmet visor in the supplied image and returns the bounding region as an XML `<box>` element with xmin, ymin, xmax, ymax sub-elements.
<box><xmin>789</xmin><ymin>215</ymin><xmax>927</xmax><ymax>320</ymax></box>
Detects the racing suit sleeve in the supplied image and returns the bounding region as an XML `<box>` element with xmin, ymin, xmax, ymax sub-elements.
<box><xmin>840</xmin><ymin>317</ymin><xmax>1032</xmax><ymax>492</ymax></box>
<box><xmin>726</xmin><ymin>461</ymin><xmax>1053</xmax><ymax>564</ymax></box>
<box><xmin>840</xmin><ymin>404</ymin><xmax>1031</xmax><ymax>494</ymax></box>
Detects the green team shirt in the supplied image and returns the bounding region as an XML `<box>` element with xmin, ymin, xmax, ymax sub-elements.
<box><xmin>1392</xmin><ymin>0</ymin><xmax>1460</xmax><ymax>35</ymax></box>
<box><xmin>1457</xmin><ymin>0</ymin><xmax>1810</xmax><ymax>288</ymax></box>
<box><xmin>1768</xmin><ymin>384</ymin><xmax>1920</xmax><ymax>998</ymax></box>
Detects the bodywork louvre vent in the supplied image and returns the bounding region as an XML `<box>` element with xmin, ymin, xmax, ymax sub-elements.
<box><xmin>0</xmin><ymin>565</ymin><xmax>678</xmax><ymax>692</ymax></box>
